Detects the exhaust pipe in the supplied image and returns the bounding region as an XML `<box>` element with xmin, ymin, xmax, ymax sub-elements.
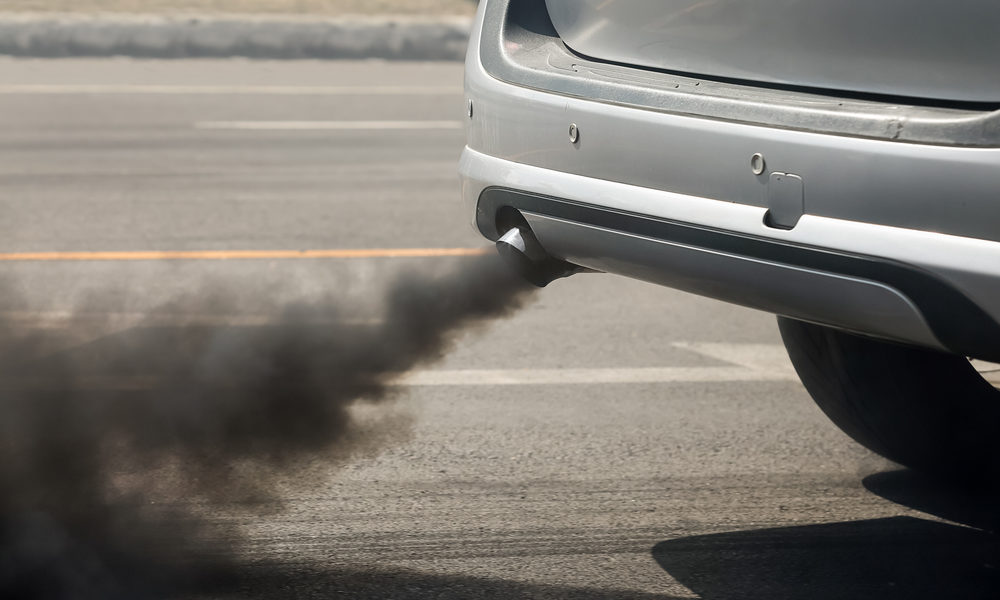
<box><xmin>495</xmin><ymin>226</ymin><xmax>584</xmax><ymax>288</ymax></box>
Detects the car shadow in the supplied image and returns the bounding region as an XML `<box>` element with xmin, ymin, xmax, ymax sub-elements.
<box><xmin>863</xmin><ymin>468</ymin><xmax>1000</xmax><ymax>533</ymax></box>
<box><xmin>651</xmin><ymin>470</ymin><xmax>1000</xmax><ymax>600</ymax></box>
<box><xmin>197</xmin><ymin>564</ymin><xmax>684</xmax><ymax>600</ymax></box>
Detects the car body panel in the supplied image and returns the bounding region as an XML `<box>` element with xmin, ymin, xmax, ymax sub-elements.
<box><xmin>545</xmin><ymin>0</ymin><xmax>1000</xmax><ymax>104</ymax></box>
<box><xmin>461</xmin><ymin>150</ymin><xmax>1000</xmax><ymax>358</ymax></box>
<box><xmin>463</xmin><ymin>0</ymin><xmax>1000</xmax><ymax>360</ymax></box>
<box><xmin>466</xmin><ymin>59</ymin><xmax>1000</xmax><ymax>244</ymax></box>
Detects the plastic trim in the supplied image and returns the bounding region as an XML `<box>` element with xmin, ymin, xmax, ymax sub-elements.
<box><xmin>477</xmin><ymin>186</ymin><xmax>1000</xmax><ymax>362</ymax></box>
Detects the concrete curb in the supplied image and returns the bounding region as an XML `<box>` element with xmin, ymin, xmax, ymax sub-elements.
<box><xmin>0</xmin><ymin>13</ymin><xmax>471</xmax><ymax>60</ymax></box>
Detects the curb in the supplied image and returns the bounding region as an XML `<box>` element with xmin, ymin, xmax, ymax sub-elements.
<box><xmin>0</xmin><ymin>14</ymin><xmax>472</xmax><ymax>60</ymax></box>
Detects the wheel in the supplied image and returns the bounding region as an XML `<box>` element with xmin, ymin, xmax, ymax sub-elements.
<box><xmin>777</xmin><ymin>316</ymin><xmax>1000</xmax><ymax>485</ymax></box>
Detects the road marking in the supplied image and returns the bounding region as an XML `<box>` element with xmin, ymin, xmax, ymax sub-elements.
<box><xmin>0</xmin><ymin>85</ymin><xmax>462</xmax><ymax>96</ymax></box>
<box><xmin>0</xmin><ymin>311</ymin><xmax>382</xmax><ymax>328</ymax></box>
<box><xmin>0</xmin><ymin>376</ymin><xmax>160</xmax><ymax>392</ymax></box>
<box><xmin>0</xmin><ymin>339</ymin><xmax>802</xmax><ymax>388</ymax></box>
<box><xmin>970</xmin><ymin>359</ymin><xmax>1000</xmax><ymax>387</ymax></box>
<box><xmin>672</xmin><ymin>342</ymin><xmax>798</xmax><ymax>379</ymax></box>
<box><xmin>0</xmin><ymin>366</ymin><xmax>798</xmax><ymax>391</ymax></box>
<box><xmin>399</xmin><ymin>366</ymin><xmax>799</xmax><ymax>386</ymax></box>
<box><xmin>0</xmin><ymin>248</ymin><xmax>489</xmax><ymax>262</ymax></box>
<box><xmin>196</xmin><ymin>120</ymin><xmax>464</xmax><ymax>131</ymax></box>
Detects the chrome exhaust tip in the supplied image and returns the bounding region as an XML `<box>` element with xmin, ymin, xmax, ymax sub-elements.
<box><xmin>495</xmin><ymin>226</ymin><xmax>583</xmax><ymax>288</ymax></box>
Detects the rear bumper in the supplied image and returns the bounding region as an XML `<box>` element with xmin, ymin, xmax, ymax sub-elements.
<box><xmin>462</xmin><ymin>0</ymin><xmax>1000</xmax><ymax>360</ymax></box>
<box><xmin>462</xmin><ymin>151</ymin><xmax>1000</xmax><ymax>361</ymax></box>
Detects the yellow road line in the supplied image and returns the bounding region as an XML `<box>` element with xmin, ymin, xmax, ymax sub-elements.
<box><xmin>0</xmin><ymin>248</ymin><xmax>490</xmax><ymax>262</ymax></box>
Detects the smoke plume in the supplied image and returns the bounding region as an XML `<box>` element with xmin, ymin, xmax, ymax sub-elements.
<box><xmin>0</xmin><ymin>253</ymin><xmax>534</xmax><ymax>599</ymax></box>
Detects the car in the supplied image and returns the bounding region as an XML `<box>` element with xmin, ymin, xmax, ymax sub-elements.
<box><xmin>460</xmin><ymin>0</ymin><xmax>1000</xmax><ymax>483</ymax></box>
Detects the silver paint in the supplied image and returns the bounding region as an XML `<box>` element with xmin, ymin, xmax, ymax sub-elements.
<box><xmin>463</xmin><ymin>0</ymin><xmax>1000</xmax><ymax>352</ymax></box>
<box><xmin>466</xmin><ymin>25</ymin><xmax>1000</xmax><ymax>243</ymax></box>
<box><xmin>545</xmin><ymin>0</ymin><xmax>1000</xmax><ymax>103</ymax></box>
<box><xmin>482</xmin><ymin>0</ymin><xmax>1000</xmax><ymax>147</ymax></box>
<box><xmin>766</xmin><ymin>173</ymin><xmax>804</xmax><ymax>230</ymax></box>
<box><xmin>460</xmin><ymin>149</ymin><xmax>1000</xmax><ymax>350</ymax></box>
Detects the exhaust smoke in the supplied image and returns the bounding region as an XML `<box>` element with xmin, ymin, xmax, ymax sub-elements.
<box><xmin>0</xmin><ymin>253</ymin><xmax>534</xmax><ymax>599</ymax></box>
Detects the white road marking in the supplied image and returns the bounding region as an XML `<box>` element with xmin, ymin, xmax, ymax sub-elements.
<box><xmin>0</xmin><ymin>85</ymin><xmax>462</xmax><ymax>96</ymax></box>
<box><xmin>0</xmin><ymin>311</ymin><xmax>380</xmax><ymax>328</ymax></box>
<box><xmin>0</xmin><ymin>318</ymin><xmax>801</xmax><ymax>387</ymax></box>
<box><xmin>0</xmin><ymin>366</ymin><xmax>797</xmax><ymax>391</ymax></box>
<box><xmin>399</xmin><ymin>366</ymin><xmax>798</xmax><ymax>386</ymax></box>
<box><xmin>196</xmin><ymin>120</ymin><xmax>464</xmax><ymax>131</ymax></box>
<box><xmin>970</xmin><ymin>360</ymin><xmax>1000</xmax><ymax>386</ymax></box>
<box><xmin>0</xmin><ymin>312</ymin><xmax>382</xmax><ymax>355</ymax></box>
<box><xmin>672</xmin><ymin>342</ymin><xmax>798</xmax><ymax>379</ymax></box>
<box><xmin>0</xmin><ymin>376</ymin><xmax>159</xmax><ymax>392</ymax></box>
<box><xmin>401</xmin><ymin>344</ymin><xmax>799</xmax><ymax>386</ymax></box>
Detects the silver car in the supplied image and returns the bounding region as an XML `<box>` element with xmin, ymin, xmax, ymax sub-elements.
<box><xmin>461</xmin><ymin>0</ymin><xmax>1000</xmax><ymax>482</ymax></box>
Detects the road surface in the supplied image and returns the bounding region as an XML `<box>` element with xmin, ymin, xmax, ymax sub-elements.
<box><xmin>0</xmin><ymin>58</ymin><xmax>995</xmax><ymax>599</ymax></box>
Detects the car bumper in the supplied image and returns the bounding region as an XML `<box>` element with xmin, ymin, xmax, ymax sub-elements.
<box><xmin>461</xmin><ymin>0</ymin><xmax>1000</xmax><ymax>360</ymax></box>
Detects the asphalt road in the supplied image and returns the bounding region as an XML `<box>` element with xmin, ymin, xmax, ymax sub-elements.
<box><xmin>0</xmin><ymin>59</ymin><xmax>996</xmax><ymax>599</ymax></box>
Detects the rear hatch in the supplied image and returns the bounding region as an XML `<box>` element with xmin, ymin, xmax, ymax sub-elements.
<box><xmin>544</xmin><ymin>0</ymin><xmax>1000</xmax><ymax>104</ymax></box>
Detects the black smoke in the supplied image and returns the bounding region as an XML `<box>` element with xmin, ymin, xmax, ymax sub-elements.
<box><xmin>0</xmin><ymin>253</ymin><xmax>534</xmax><ymax>599</ymax></box>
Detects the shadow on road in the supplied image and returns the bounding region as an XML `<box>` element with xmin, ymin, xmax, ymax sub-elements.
<box><xmin>207</xmin><ymin>565</ymin><xmax>682</xmax><ymax>600</ymax></box>
<box><xmin>651</xmin><ymin>469</ymin><xmax>1000</xmax><ymax>599</ymax></box>
<box><xmin>863</xmin><ymin>469</ymin><xmax>1000</xmax><ymax>533</ymax></box>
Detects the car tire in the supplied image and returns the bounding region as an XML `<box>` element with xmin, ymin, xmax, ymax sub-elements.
<box><xmin>777</xmin><ymin>316</ymin><xmax>1000</xmax><ymax>485</ymax></box>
